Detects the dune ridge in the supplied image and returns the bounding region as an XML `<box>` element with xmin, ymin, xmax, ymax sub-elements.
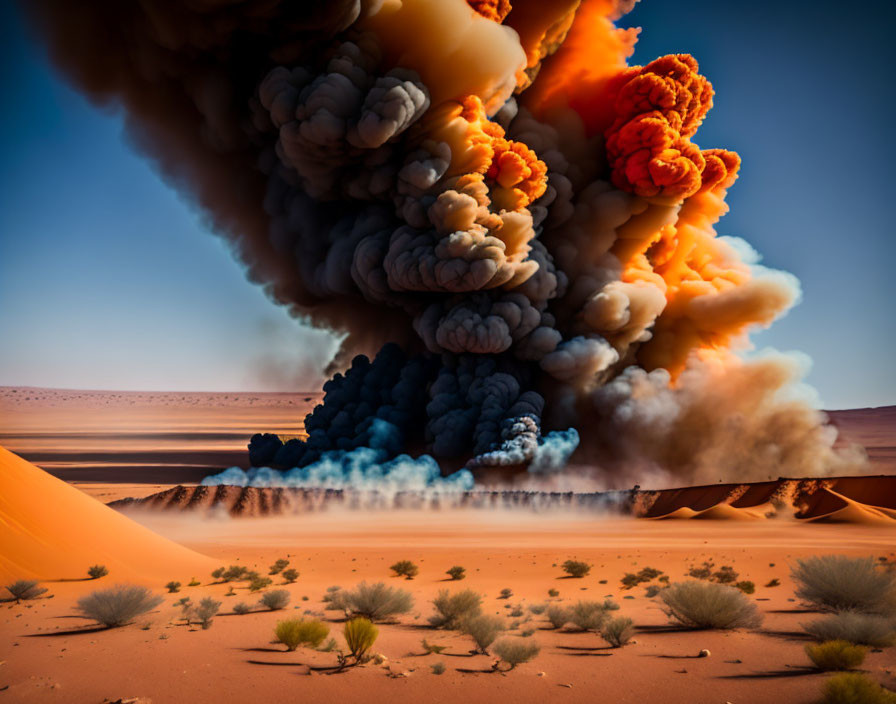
<box><xmin>0</xmin><ymin>447</ymin><xmax>214</xmax><ymax>582</ymax></box>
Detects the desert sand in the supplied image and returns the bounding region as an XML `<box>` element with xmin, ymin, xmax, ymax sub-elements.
<box><xmin>1</xmin><ymin>449</ymin><xmax>895</xmax><ymax>703</ymax></box>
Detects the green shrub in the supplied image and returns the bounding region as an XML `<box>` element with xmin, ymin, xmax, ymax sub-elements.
<box><xmin>335</xmin><ymin>582</ymin><xmax>413</xmax><ymax>622</ymax></box>
<box><xmin>195</xmin><ymin>597</ymin><xmax>221</xmax><ymax>629</ymax></box>
<box><xmin>211</xmin><ymin>567</ymin><xmax>225</xmax><ymax>580</ymax></box>
<box><xmin>688</xmin><ymin>561</ymin><xmax>714</xmax><ymax>580</ymax></box>
<box><xmin>569</xmin><ymin>601</ymin><xmax>615</xmax><ymax>632</ymax></box>
<box><xmin>430</xmin><ymin>589</ymin><xmax>483</xmax><ymax>629</ymax></box>
<box><xmin>735</xmin><ymin>581</ymin><xmax>755</xmax><ymax>594</ymax></box>
<box><xmin>249</xmin><ymin>576</ymin><xmax>273</xmax><ymax>592</ymax></box>
<box><xmin>260</xmin><ymin>589</ymin><xmax>291</xmax><ymax>611</ymax></box>
<box><xmin>806</xmin><ymin>640</ymin><xmax>867</xmax><ymax>671</ymax></box>
<box><xmin>602</xmin><ymin>616</ymin><xmax>634</xmax><ymax>647</ymax></box>
<box><xmin>803</xmin><ymin>612</ymin><xmax>896</xmax><ymax>648</ymax></box>
<box><xmin>546</xmin><ymin>605</ymin><xmax>572</xmax><ymax>629</ymax></box>
<box><xmin>233</xmin><ymin>602</ymin><xmax>251</xmax><ymax>615</ymax></box>
<box><xmin>446</xmin><ymin>566</ymin><xmax>466</xmax><ymax>581</ymax></box>
<box><xmin>269</xmin><ymin>559</ymin><xmax>289</xmax><ymax>575</ymax></box>
<box><xmin>493</xmin><ymin>637</ymin><xmax>540</xmax><ymax>670</ymax></box>
<box><xmin>819</xmin><ymin>673</ymin><xmax>896</xmax><ymax>704</ymax></box>
<box><xmin>76</xmin><ymin>585</ymin><xmax>163</xmax><ymax>627</ymax></box>
<box><xmin>660</xmin><ymin>581</ymin><xmax>762</xmax><ymax>630</ymax></box>
<box><xmin>621</xmin><ymin>573</ymin><xmax>640</xmax><ymax>589</ymax></box>
<box><xmin>87</xmin><ymin>565</ymin><xmax>108</xmax><ymax>580</ymax></box>
<box><xmin>713</xmin><ymin>566</ymin><xmax>738</xmax><ymax>584</ymax></box>
<box><xmin>275</xmin><ymin>618</ymin><xmax>329</xmax><ymax>651</ymax></box>
<box><xmin>462</xmin><ymin>614</ymin><xmax>505</xmax><ymax>653</ymax></box>
<box><xmin>431</xmin><ymin>661</ymin><xmax>446</xmax><ymax>675</ymax></box>
<box><xmin>422</xmin><ymin>638</ymin><xmax>446</xmax><ymax>654</ymax></box>
<box><xmin>792</xmin><ymin>556</ymin><xmax>896</xmax><ymax>615</ymax></box>
<box><xmin>5</xmin><ymin>580</ymin><xmax>48</xmax><ymax>603</ymax></box>
<box><xmin>390</xmin><ymin>560</ymin><xmax>419</xmax><ymax>580</ymax></box>
<box><xmin>165</xmin><ymin>581</ymin><xmax>181</xmax><ymax>593</ymax></box>
<box><xmin>344</xmin><ymin>617</ymin><xmax>379</xmax><ymax>660</ymax></box>
<box><xmin>499</xmin><ymin>588</ymin><xmax>513</xmax><ymax>599</ymax></box>
<box><xmin>562</xmin><ymin>560</ymin><xmax>591</xmax><ymax>578</ymax></box>
<box><xmin>282</xmin><ymin>568</ymin><xmax>299</xmax><ymax>583</ymax></box>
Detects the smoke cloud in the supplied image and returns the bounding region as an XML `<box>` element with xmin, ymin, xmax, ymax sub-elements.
<box><xmin>23</xmin><ymin>0</ymin><xmax>865</xmax><ymax>488</ymax></box>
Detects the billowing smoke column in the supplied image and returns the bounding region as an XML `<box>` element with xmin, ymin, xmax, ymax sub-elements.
<box><xmin>24</xmin><ymin>0</ymin><xmax>864</xmax><ymax>489</ymax></box>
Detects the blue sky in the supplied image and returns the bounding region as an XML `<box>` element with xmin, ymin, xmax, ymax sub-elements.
<box><xmin>0</xmin><ymin>1</ymin><xmax>893</xmax><ymax>407</ymax></box>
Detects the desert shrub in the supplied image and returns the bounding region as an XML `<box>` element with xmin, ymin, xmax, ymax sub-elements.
<box><xmin>195</xmin><ymin>597</ymin><xmax>221</xmax><ymax>629</ymax></box>
<box><xmin>509</xmin><ymin>605</ymin><xmax>523</xmax><ymax>617</ymax></box>
<box><xmin>5</xmin><ymin>580</ymin><xmax>48</xmax><ymax>603</ymax></box>
<box><xmin>446</xmin><ymin>566</ymin><xmax>466</xmax><ymax>581</ymax></box>
<box><xmin>260</xmin><ymin>589</ymin><xmax>291</xmax><ymax>611</ymax></box>
<box><xmin>337</xmin><ymin>582</ymin><xmax>413</xmax><ymax>622</ymax></box>
<box><xmin>87</xmin><ymin>565</ymin><xmax>108</xmax><ymax>580</ymax></box>
<box><xmin>548</xmin><ymin>588</ymin><xmax>560</xmax><ymax>598</ymax></box>
<box><xmin>562</xmin><ymin>560</ymin><xmax>591</xmax><ymax>578</ymax></box>
<box><xmin>803</xmin><ymin>612</ymin><xmax>896</xmax><ymax>648</ymax></box>
<box><xmin>319</xmin><ymin>637</ymin><xmax>337</xmax><ymax>652</ymax></box>
<box><xmin>638</xmin><ymin>567</ymin><xmax>663</xmax><ymax>581</ymax></box>
<box><xmin>218</xmin><ymin>565</ymin><xmax>249</xmax><ymax>582</ymax></box>
<box><xmin>211</xmin><ymin>567</ymin><xmax>225</xmax><ymax>580</ymax></box>
<box><xmin>390</xmin><ymin>560</ymin><xmax>419</xmax><ymax>580</ymax></box>
<box><xmin>645</xmin><ymin>584</ymin><xmax>664</xmax><ymax>598</ymax></box>
<box><xmin>188</xmin><ymin>578</ymin><xmax>200</xmax><ymax>587</ymax></box>
<box><xmin>766</xmin><ymin>578</ymin><xmax>781</xmax><ymax>588</ymax></box>
<box><xmin>493</xmin><ymin>637</ymin><xmax>540</xmax><ymax>670</ymax></box>
<box><xmin>735</xmin><ymin>581</ymin><xmax>755</xmax><ymax>595</ymax></box>
<box><xmin>819</xmin><ymin>673</ymin><xmax>896</xmax><ymax>704</ymax></box>
<box><xmin>499</xmin><ymin>588</ymin><xmax>513</xmax><ymax>599</ymax></box>
<box><xmin>462</xmin><ymin>614</ymin><xmax>505</xmax><ymax>653</ymax></box>
<box><xmin>422</xmin><ymin>638</ymin><xmax>446</xmax><ymax>654</ymax></box>
<box><xmin>431</xmin><ymin>661</ymin><xmax>446</xmax><ymax>675</ymax></box>
<box><xmin>528</xmin><ymin>603</ymin><xmax>546</xmax><ymax>615</ymax></box>
<box><xmin>344</xmin><ymin>617</ymin><xmax>378</xmax><ymax>660</ymax></box>
<box><xmin>713</xmin><ymin>566</ymin><xmax>739</xmax><ymax>584</ymax></box>
<box><xmin>165</xmin><ymin>581</ymin><xmax>181</xmax><ymax>593</ymax></box>
<box><xmin>621</xmin><ymin>573</ymin><xmax>640</xmax><ymax>589</ymax></box>
<box><xmin>570</xmin><ymin>601</ymin><xmax>614</xmax><ymax>632</ymax></box>
<box><xmin>602</xmin><ymin>616</ymin><xmax>635</xmax><ymax>647</ymax></box>
<box><xmin>660</xmin><ymin>581</ymin><xmax>763</xmax><ymax>630</ymax></box>
<box><xmin>269</xmin><ymin>559</ymin><xmax>289</xmax><ymax>575</ymax></box>
<box><xmin>233</xmin><ymin>602</ymin><xmax>252</xmax><ymax>615</ymax></box>
<box><xmin>249</xmin><ymin>576</ymin><xmax>273</xmax><ymax>592</ymax></box>
<box><xmin>275</xmin><ymin>618</ymin><xmax>329</xmax><ymax>651</ymax></box>
<box><xmin>430</xmin><ymin>589</ymin><xmax>483</xmax><ymax>629</ymax></box>
<box><xmin>792</xmin><ymin>555</ymin><xmax>896</xmax><ymax>615</ymax></box>
<box><xmin>688</xmin><ymin>561</ymin><xmax>714</xmax><ymax>580</ymax></box>
<box><xmin>323</xmin><ymin>586</ymin><xmax>346</xmax><ymax>611</ymax></box>
<box><xmin>806</xmin><ymin>640</ymin><xmax>867</xmax><ymax>671</ymax></box>
<box><xmin>76</xmin><ymin>585</ymin><xmax>163</xmax><ymax>627</ymax></box>
<box><xmin>546</xmin><ymin>605</ymin><xmax>572</xmax><ymax>629</ymax></box>
<box><xmin>282</xmin><ymin>568</ymin><xmax>299</xmax><ymax>583</ymax></box>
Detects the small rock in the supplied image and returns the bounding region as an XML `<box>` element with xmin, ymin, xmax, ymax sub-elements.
<box><xmin>560</xmin><ymin>683</ymin><xmax>573</xmax><ymax>688</ymax></box>
<box><xmin>537</xmin><ymin>671</ymin><xmax>546</xmax><ymax>677</ymax></box>
<box><xmin>698</xmin><ymin>649</ymin><xmax>710</xmax><ymax>658</ymax></box>
<box><xmin>372</xmin><ymin>653</ymin><xmax>388</xmax><ymax>666</ymax></box>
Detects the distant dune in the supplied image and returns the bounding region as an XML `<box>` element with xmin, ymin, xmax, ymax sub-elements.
<box><xmin>0</xmin><ymin>447</ymin><xmax>214</xmax><ymax>582</ymax></box>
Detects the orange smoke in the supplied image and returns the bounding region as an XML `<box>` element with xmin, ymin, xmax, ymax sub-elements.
<box><xmin>467</xmin><ymin>0</ymin><xmax>513</xmax><ymax>23</ymax></box>
<box><xmin>604</xmin><ymin>54</ymin><xmax>739</xmax><ymax>201</ymax></box>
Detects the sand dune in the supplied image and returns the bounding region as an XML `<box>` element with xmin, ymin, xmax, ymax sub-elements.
<box><xmin>0</xmin><ymin>447</ymin><xmax>214</xmax><ymax>582</ymax></box>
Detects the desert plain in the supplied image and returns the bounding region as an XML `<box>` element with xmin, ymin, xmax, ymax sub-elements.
<box><xmin>1</xmin><ymin>388</ymin><xmax>895</xmax><ymax>704</ymax></box>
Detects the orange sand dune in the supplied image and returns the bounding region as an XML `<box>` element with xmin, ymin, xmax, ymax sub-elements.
<box><xmin>0</xmin><ymin>447</ymin><xmax>214</xmax><ymax>583</ymax></box>
<box><xmin>653</xmin><ymin>502</ymin><xmax>768</xmax><ymax>521</ymax></box>
<box><xmin>800</xmin><ymin>488</ymin><xmax>896</xmax><ymax>525</ymax></box>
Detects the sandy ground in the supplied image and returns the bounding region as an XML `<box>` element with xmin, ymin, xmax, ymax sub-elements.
<box><xmin>2</xmin><ymin>508</ymin><xmax>895</xmax><ymax>704</ymax></box>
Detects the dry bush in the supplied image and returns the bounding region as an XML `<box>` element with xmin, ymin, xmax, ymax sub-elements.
<box><xmin>528</xmin><ymin>603</ymin><xmax>546</xmax><ymax>615</ymax></box>
<box><xmin>336</xmin><ymin>582</ymin><xmax>413</xmax><ymax>622</ymax></box>
<box><xmin>165</xmin><ymin>581</ymin><xmax>181</xmax><ymax>593</ymax></box>
<box><xmin>819</xmin><ymin>673</ymin><xmax>896</xmax><ymax>704</ymax></box>
<box><xmin>430</xmin><ymin>589</ymin><xmax>483</xmax><ymax>629</ymax></box>
<box><xmin>446</xmin><ymin>566</ymin><xmax>466</xmax><ymax>581</ymax></box>
<box><xmin>735</xmin><ymin>581</ymin><xmax>755</xmax><ymax>594</ymax></box>
<box><xmin>569</xmin><ymin>600</ymin><xmax>618</xmax><ymax>632</ymax></box>
<box><xmin>431</xmin><ymin>661</ymin><xmax>446</xmax><ymax>675</ymax></box>
<box><xmin>195</xmin><ymin>597</ymin><xmax>221</xmax><ymax>629</ymax></box>
<box><xmin>499</xmin><ymin>588</ymin><xmax>513</xmax><ymax>599</ymax></box>
<box><xmin>803</xmin><ymin>612</ymin><xmax>896</xmax><ymax>648</ymax></box>
<box><xmin>269</xmin><ymin>559</ymin><xmax>289</xmax><ymax>575</ymax></box>
<box><xmin>562</xmin><ymin>560</ymin><xmax>591</xmax><ymax>578</ymax></box>
<box><xmin>260</xmin><ymin>589</ymin><xmax>291</xmax><ymax>611</ymax></box>
<box><xmin>602</xmin><ymin>616</ymin><xmax>634</xmax><ymax>647</ymax></box>
<box><xmin>493</xmin><ymin>637</ymin><xmax>540</xmax><ymax>670</ymax></box>
<box><xmin>792</xmin><ymin>556</ymin><xmax>896</xmax><ymax>615</ymax></box>
<box><xmin>249</xmin><ymin>576</ymin><xmax>273</xmax><ymax>592</ymax></box>
<box><xmin>87</xmin><ymin>565</ymin><xmax>108</xmax><ymax>580</ymax></box>
<box><xmin>275</xmin><ymin>618</ymin><xmax>329</xmax><ymax>651</ymax></box>
<box><xmin>232</xmin><ymin>602</ymin><xmax>252</xmax><ymax>615</ymax></box>
<box><xmin>390</xmin><ymin>560</ymin><xmax>419</xmax><ymax>580</ymax></box>
<box><xmin>660</xmin><ymin>581</ymin><xmax>763</xmax><ymax>630</ymax></box>
<box><xmin>344</xmin><ymin>617</ymin><xmax>378</xmax><ymax>660</ymax></box>
<box><xmin>806</xmin><ymin>640</ymin><xmax>867</xmax><ymax>671</ymax></box>
<box><xmin>462</xmin><ymin>614</ymin><xmax>505</xmax><ymax>653</ymax></box>
<box><xmin>5</xmin><ymin>580</ymin><xmax>48</xmax><ymax>603</ymax></box>
<box><xmin>548</xmin><ymin>589</ymin><xmax>559</xmax><ymax>598</ymax></box>
<box><xmin>76</xmin><ymin>585</ymin><xmax>163</xmax><ymax>627</ymax></box>
<box><xmin>546</xmin><ymin>605</ymin><xmax>572</xmax><ymax>630</ymax></box>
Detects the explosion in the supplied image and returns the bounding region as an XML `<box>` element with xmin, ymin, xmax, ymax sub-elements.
<box><xmin>23</xmin><ymin>0</ymin><xmax>864</xmax><ymax>488</ymax></box>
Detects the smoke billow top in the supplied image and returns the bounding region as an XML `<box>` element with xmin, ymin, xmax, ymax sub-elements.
<box><xmin>25</xmin><ymin>0</ymin><xmax>865</xmax><ymax>489</ymax></box>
